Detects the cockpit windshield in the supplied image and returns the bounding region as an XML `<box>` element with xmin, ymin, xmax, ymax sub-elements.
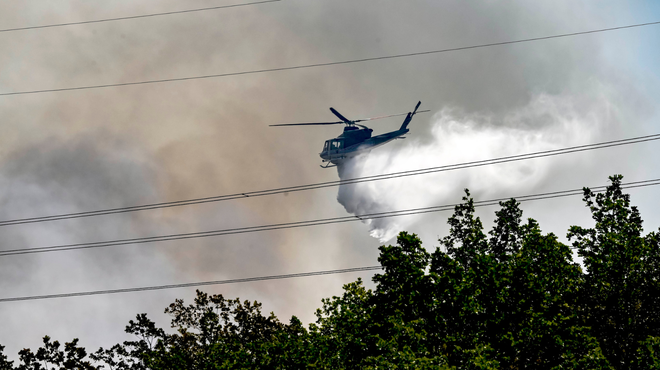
<box><xmin>322</xmin><ymin>139</ymin><xmax>343</xmax><ymax>153</ymax></box>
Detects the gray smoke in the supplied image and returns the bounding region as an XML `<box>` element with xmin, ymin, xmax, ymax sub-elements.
<box><xmin>0</xmin><ymin>132</ymin><xmax>181</xmax><ymax>356</ymax></box>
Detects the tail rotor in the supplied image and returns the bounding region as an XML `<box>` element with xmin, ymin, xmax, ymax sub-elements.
<box><xmin>400</xmin><ymin>101</ymin><xmax>425</xmax><ymax>130</ymax></box>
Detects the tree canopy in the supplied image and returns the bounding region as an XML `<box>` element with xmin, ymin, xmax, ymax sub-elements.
<box><xmin>2</xmin><ymin>175</ymin><xmax>659</xmax><ymax>369</ymax></box>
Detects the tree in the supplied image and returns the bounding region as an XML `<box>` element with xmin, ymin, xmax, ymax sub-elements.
<box><xmin>106</xmin><ymin>291</ymin><xmax>292</xmax><ymax>369</ymax></box>
<box><xmin>569</xmin><ymin>175</ymin><xmax>660</xmax><ymax>369</ymax></box>
<box><xmin>0</xmin><ymin>345</ymin><xmax>14</xmax><ymax>370</ymax></box>
<box><xmin>310</xmin><ymin>233</ymin><xmax>451</xmax><ymax>369</ymax></box>
<box><xmin>433</xmin><ymin>191</ymin><xmax>611</xmax><ymax>368</ymax></box>
<box><xmin>15</xmin><ymin>336</ymin><xmax>97</xmax><ymax>370</ymax></box>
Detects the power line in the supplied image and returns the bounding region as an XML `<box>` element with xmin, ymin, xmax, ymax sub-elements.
<box><xmin>1</xmin><ymin>133</ymin><xmax>658</xmax><ymax>228</ymax></box>
<box><xmin>0</xmin><ymin>0</ymin><xmax>280</xmax><ymax>34</ymax></box>
<box><xmin>1</xmin><ymin>20</ymin><xmax>658</xmax><ymax>97</ymax></box>
<box><xmin>3</xmin><ymin>181</ymin><xmax>657</xmax><ymax>303</ymax></box>
<box><xmin>0</xmin><ymin>265</ymin><xmax>382</xmax><ymax>303</ymax></box>
<box><xmin>2</xmin><ymin>178</ymin><xmax>658</xmax><ymax>257</ymax></box>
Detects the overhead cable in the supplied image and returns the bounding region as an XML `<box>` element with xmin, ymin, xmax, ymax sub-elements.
<box><xmin>0</xmin><ymin>20</ymin><xmax>658</xmax><ymax>96</ymax></box>
<box><xmin>0</xmin><ymin>0</ymin><xmax>280</xmax><ymax>34</ymax></box>
<box><xmin>0</xmin><ymin>266</ymin><xmax>382</xmax><ymax>303</ymax></box>
<box><xmin>1</xmin><ymin>178</ymin><xmax>658</xmax><ymax>257</ymax></box>
<box><xmin>1</xmin><ymin>133</ymin><xmax>658</xmax><ymax>228</ymax></box>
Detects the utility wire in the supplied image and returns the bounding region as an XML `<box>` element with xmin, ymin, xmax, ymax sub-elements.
<box><xmin>0</xmin><ymin>0</ymin><xmax>280</xmax><ymax>34</ymax></box>
<box><xmin>3</xmin><ymin>181</ymin><xmax>658</xmax><ymax>302</ymax></box>
<box><xmin>2</xmin><ymin>178</ymin><xmax>658</xmax><ymax>257</ymax></box>
<box><xmin>0</xmin><ymin>265</ymin><xmax>382</xmax><ymax>303</ymax></box>
<box><xmin>1</xmin><ymin>133</ymin><xmax>658</xmax><ymax>228</ymax></box>
<box><xmin>0</xmin><ymin>20</ymin><xmax>658</xmax><ymax>96</ymax></box>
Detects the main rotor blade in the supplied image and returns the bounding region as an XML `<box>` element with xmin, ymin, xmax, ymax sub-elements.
<box><xmin>329</xmin><ymin>108</ymin><xmax>353</xmax><ymax>124</ymax></box>
<box><xmin>269</xmin><ymin>121</ymin><xmax>344</xmax><ymax>127</ymax></box>
<box><xmin>270</xmin><ymin>105</ymin><xmax>431</xmax><ymax>127</ymax></box>
<box><xmin>354</xmin><ymin>110</ymin><xmax>430</xmax><ymax>123</ymax></box>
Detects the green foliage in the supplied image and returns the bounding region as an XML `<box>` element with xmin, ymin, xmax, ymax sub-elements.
<box><xmin>15</xmin><ymin>336</ymin><xmax>97</xmax><ymax>370</ymax></box>
<box><xmin>0</xmin><ymin>345</ymin><xmax>14</xmax><ymax>370</ymax></box>
<box><xmin>310</xmin><ymin>246</ymin><xmax>451</xmax><ymax>369</ymax></box>
<box><xmin>115</xmin><ymin>291</ymin><xmax>293</xmax><ymax>369</ymax></box>
<box><xmin>432</xmin><ymin>192</ymin><xmax>612</xmax><ymax>369</ymax></box>
<box><xmin>569</xmin><ymin>175</ymin><xmax>660</xmax><ymax>369</ymax></box>
<box><xmin>3</xmin><ymin>175</ymin><xmax>659</xmax><ymax>369</ymax></box>
<box><xmin>635</xmin><ymin>336</ymin><xmax>660</xmax><ymax>369</ymax></box>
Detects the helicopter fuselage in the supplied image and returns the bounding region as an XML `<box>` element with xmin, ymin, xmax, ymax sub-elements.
<box><xmin>319</xmin><ymin>125</ymin><xmax>409</xmax><ymax>165</ymax></box>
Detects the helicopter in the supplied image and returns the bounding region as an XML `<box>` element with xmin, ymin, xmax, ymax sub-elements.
<box><xmin>271</xmin><ymin>101</ymin><xmax>429</xmax><ymax>168</ymax></box>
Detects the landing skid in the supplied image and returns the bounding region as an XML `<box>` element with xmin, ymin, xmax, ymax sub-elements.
<box><xmin>320</xmin><ymin>162</ymin><xmax>337</xmax><ymax>168</ymax></box>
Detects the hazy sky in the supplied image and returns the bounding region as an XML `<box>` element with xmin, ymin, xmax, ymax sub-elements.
<box><xmin>1</xmin><ymin>0</ymin><xmax>659</xmax><ymax>358</ymax></box>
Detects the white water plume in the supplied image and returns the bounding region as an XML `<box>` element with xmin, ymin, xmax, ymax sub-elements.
<box><xmin>336</xmin><ymin>93</ymin><xmax>617</xmax><ymax>242</ymax></box>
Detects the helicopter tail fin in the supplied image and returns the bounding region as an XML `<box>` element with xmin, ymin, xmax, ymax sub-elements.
<box><xmin>399</xmin><ymin>101</ymin><xmax>421</xmax><ymax>130</ymax></box>
<box><xmin>400</xmin><ymin>113</ymin><xmax>413</xmax><ymax>130</ymax></box>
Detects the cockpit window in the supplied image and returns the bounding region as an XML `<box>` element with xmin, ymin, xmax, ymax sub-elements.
<box><xmin>323</xmin><ymin>141</ymin><xmax>329</xmax><ymax>151</ymax></box>
<box><xmin>331</xmin><ymin>140</ymin><xmax>343</xmax><ymax>150</ymax></box>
